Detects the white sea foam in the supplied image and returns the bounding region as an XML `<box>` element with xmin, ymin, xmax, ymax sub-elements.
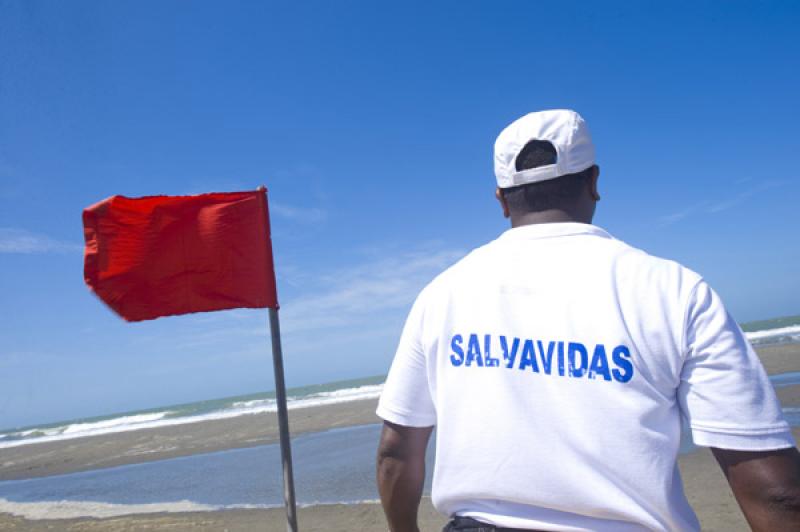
<box><xmin>0</xmin><ymin>412</ymin><xmax>175</xmax><ymax>449</ymax></box>
<box><xmin>1</xmin><ymin>323</ymin><xmax>797</xmax><ymax>451</ymax></box>
<box><xmin>61</xmin><ymin>412</ymin><xmax>172</xmax><ymax>435</ymax></box>
<box><xmin>0</xmin><ymin>384</ymin><xmax>384</xmax><ymax>450</ymax></box>
<box><xmin>745</xmin><ymin>325</ymin><xmax>800</xmax><ymax>342</ymax></box>
<box><xmin>0</xmin><ymin>497</ymin><xmax>220</xmax><ymax>520</ymax></box>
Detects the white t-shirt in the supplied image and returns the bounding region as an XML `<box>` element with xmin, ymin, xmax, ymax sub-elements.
<box><xmin>377</xmin><ymin>223</ymin><xmax>794</xmax><ymax>532</ymax></box>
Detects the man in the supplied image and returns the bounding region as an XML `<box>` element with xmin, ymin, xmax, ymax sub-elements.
<box><xmin>375</xmin><ymin>109</ymin><xmax>800</xmax><ymax>531</ymax></box>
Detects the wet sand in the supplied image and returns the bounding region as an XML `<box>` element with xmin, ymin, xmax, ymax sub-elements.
<box><xmin>0</xmin><ymin>399</ymin><xmax>382</xmax><ymax>481</ymax></box>
<box><xmin>2</xmin><ymin>433</ymin><xmax>797</xmax><ymax>532</ymax></box>
<box><xmin>0</xmin><ymin>499</ymin><xmax>446</xmax><ymax>532</ymax></box>
<box><xmin>1</xmin><ymin>343</ymin><xmax>797</xmax><ymax>531</ymax></box>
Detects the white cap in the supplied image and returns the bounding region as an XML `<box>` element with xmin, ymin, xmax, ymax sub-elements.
<box><xmin>494</xmin><ymin>109</ymin><xmax>596</xmax><ymax>189</ymax></box>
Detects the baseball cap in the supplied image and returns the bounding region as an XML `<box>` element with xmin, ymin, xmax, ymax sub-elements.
<box><xmin>494</xmin><ymin>109</ymin><xmax>596</xmax><ymax>189</ymax></box>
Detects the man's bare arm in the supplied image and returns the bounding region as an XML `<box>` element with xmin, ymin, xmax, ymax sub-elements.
<box><xmin>713</xmin><ymin>446</ymin><xmax>800</xmax><ymax>531</ymax></box>
<box><xmin>376</xmin><ymin>421</ymin><xmax>433</xmax><ymax>532</ymax></box>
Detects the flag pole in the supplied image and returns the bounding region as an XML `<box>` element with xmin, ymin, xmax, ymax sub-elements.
<box><xmin>269</xmin><ymin>307</ymin><xmax>298</xmax><ymax>532</ymax></box>
<box><xmin>259</xmin><ymin>186</ymin><xmax>298</xmax><ymax>532</ymax></box>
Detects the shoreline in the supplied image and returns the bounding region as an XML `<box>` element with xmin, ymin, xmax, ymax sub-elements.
<box><xmin>3</xmin><ymin>433</ymin><xmax>800</xmax><ymax>532</ymax></box>
<box><xmin>0</xmin><ymin>343</ymin><xmax>798</xmax><ymax>531</ymax></box>
<box><xmin>2</xmin><ymin>344</ymin><xmax>797</xmax><ymax>482</ymax></box>
<box><xmin>0</xmin><ymin>398</ymin><xmax>381</xmax><ymax>482</ymax></box>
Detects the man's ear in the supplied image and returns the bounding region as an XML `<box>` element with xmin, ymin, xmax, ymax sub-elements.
<box><xmin>589</xmin><ymin>165</ymin><xmax>601</xmax><ymax>201</ymax></box>
<box><xmin>495</xmin><ymin>187</ymin><xmax>510</xmax><ymax>218</ymax></box>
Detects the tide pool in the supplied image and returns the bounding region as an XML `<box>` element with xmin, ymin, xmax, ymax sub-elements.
<box><xmin>0</xmin><ymin>424</ymin><xmax>424</xmax><ymax>509</ymax></box>
<box><xmin>2</xmin><ymin>371</ymin><xmax>798</xmax><ymax>517</ymax></box>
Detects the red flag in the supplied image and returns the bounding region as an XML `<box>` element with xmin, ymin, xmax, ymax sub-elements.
<box><xmin>83</xmin><ymin>189</ymin><xmax>278</xmax><ymax>322</ymax></box>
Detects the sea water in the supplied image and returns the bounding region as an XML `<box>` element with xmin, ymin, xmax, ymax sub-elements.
<box><xmin>2</xmin><ymin>316</ymin><xmax>798</xmax><ymax>449</ymax></box>
<box><xmin>0</xmin><ymin>375</ymin><xmax>385</xmax><ymax>449</ymax></box>
<box><xmin>2</xmin><ymin>377</ymin><xmax>799</xmax><ymax>520</ymax></box>
<box><xmin>0</xmin><ymin>318</ymin><xmax>798</xmax><ymax>519</ymax></box>
<box><xmin>0</xmin><ymin>423</ymin><xmax>433</xmax><ymax>518</ymax></box>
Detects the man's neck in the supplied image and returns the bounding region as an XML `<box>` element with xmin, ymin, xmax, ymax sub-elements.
<box><xmin>510</xmin><ymin>209</ymin><xmax>592</xmax><ymax>228</ymax></box>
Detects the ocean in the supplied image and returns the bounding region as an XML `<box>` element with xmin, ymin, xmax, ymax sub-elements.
<box><xmin>2</xmin><ymin>315</ymin><xmax>798</xmax><ymax>449</ymax></box>
<box><xmin>0</xmin><ymin>375</ymin><xmax>385</xmax><ymax>450</ymax></box>
<box><xmin>0</xmin><ymin>424</ymin><xmax>430</xmax><ymax>518</ymax></box>
<box><xmin>0</xmin><ymin>316</ymin><xmax>798</xmax><ymax>519</ymax></box>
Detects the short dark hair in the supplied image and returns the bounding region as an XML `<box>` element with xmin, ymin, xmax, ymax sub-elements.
<box><xmin>502</xmin><ymin>140</ymin><xmax>592</xmax><ymax>213</ymax></box>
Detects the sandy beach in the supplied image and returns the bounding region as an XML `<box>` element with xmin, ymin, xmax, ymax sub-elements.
<box><xmin>1</xmin><ymin>343</ymin><xmax>798</xmax><ymax>531</ymax></box>
<box><xmin>0</xmin><ymin>398</ymin><xmax>382</xmax><ymax>482</ymax></box>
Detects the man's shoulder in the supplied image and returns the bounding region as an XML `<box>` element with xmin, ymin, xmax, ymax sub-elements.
<box><xmin>441</xmin><ymin>228</ymin><xmax>700</xmax><ymax>279</ymax></box>
<box><xmin>411</xmin><ymin>240</ymin><xmax>497</xmax><ymax>306</ymax></box>
<box><xmin>416</xmin><ymin>228</ymin><xmax>705</xmax><ymax>306</ymax></box>
<box><xmin>611</xmin><ymin>236</ymin><xmax>703</xmax><ymax>285</ymax></box>
<box><xmin>425</xmin><ymin>238</ymin><xmax>500</xmax><ymax>284</ymax></box>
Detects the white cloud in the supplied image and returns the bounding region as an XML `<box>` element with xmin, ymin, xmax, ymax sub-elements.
<box><xmin>657</xmin><ymin>201</ymin><xmax>710</xmax><ymax>226</ymax></box>
<box><xmin>270</xmin><ymin>202</ymin><xmax>327</xmax><ymax>224</ymax></box>
<box><xmin>707</xmin><ymin>180</ymin><xmax>785</xmax><ymax>214</ymax></box>
<box><xmin>707</xmin><ymin>195</ymin><xmax>747</xmax><ymax>214</ymax></box>
<box><xmin>658</xmin><ymin>207</ymin><xmax>695</xmax><ymax>226</ymax></box>
<box><xmin>138</xmin><ymin>242</ymin><xmax>465</xmax><ymax>362</ymax></box>
<box><xmin>658</xmin><ymin>180</ymin><xmax>787</xmax><ymax>226</ymax></box>
<box><xmin>182</xmin><ymin>178</ymin><xmax>249</xmax><ymax>196</ymax></box>
<box><xmin>278</xmin><ymin>245</ymin><xmax>464</xmax><ymax>336</ymax></box>
<box><xmin>0</xmin><ymin>228</ymin><xmax>82</xmax><ymax>254</ymax></box>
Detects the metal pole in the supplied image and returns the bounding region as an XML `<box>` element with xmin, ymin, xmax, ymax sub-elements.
<box><xmin>269</xmin><ymin>307</ymin><xmax>298</xmax><ymax>532</ymax></box>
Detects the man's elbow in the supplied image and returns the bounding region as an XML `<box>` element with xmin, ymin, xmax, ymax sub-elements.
<box><xmin>377</xmin><ymin>447</ymin><xmax>402</xmax><ymax>481</ymax></box>
<box><xmin>377</xmin><ymin>443</ymin><xmax>420</xmax><ymax>488</ymax></box>
<box><xmin>376</xmin><ymin>422</ymin><xmax>432</xmax><ymax>487</ymax></box>
<box><xmin>764</xmin><ymin>485</ymin><xmax>800</xmax><ymax>514</ymax></box>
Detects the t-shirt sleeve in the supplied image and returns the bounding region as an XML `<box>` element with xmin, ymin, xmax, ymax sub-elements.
<box><xmin>677</xmin><ymin>280</ymin><xmax>795</xmax><ymax>450</ymax></box>
<box><xmin>376</xmin><ymin>289</ymin><xmax>437</xmax><ymax>427</ymax></box>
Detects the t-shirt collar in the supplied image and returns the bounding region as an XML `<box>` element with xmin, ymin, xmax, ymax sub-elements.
<box><xmin>498</xmin><ymin>222</ymin><xmax>612</xmax><ymax>241</ymax></box>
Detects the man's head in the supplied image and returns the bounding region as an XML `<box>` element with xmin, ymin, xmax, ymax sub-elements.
<box><xmin>493</xmin><ymin>109</ymin><xmax>600</xmax><ymax>226</ymax></box>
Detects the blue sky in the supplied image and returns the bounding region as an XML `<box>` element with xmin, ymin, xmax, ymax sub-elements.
<box><xmin>1</xmin><ymin>1</ymin><xmax>798</xmax><ymax>429</ymax></box>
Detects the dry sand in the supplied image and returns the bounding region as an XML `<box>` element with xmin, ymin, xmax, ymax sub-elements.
<box><xmin>1</xmin><ymin>343</ymin><xmax>798</xmax><ymax>531</ymax></box>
